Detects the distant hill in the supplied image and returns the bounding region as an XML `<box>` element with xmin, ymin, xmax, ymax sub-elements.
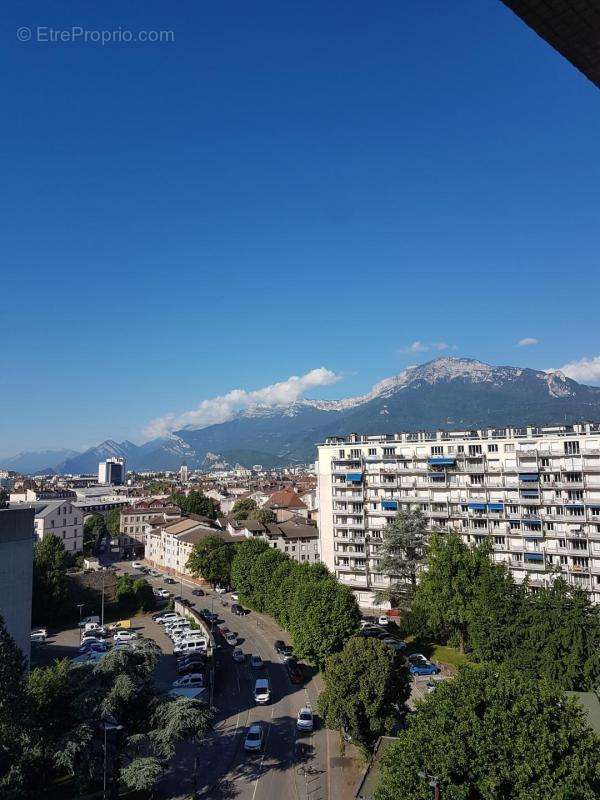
<box><xmin>8</xmin><ymin>358</ymin><xmax>600</xmax><ymax>473</ymax></box>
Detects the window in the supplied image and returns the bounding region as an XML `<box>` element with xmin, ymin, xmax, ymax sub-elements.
<box><xmin>431</xmin><ymin>446</ymin><xmax>444</xmax><ymax>455</ymax></box>
<box><xmin>468</xmin><ymin>445</ymin><xmax>482</xmax><ymax>455</ymax></box>
<box><xmin>564</xmin><ymin>441</ymin><xmax>580</xmax><ymax>455</ymax></box>
<box><xmin>368</xmin><ymin>448</ymin><xmax>377</xmax><ymax>456</ymax></box>
<box><xmin>351</xmin><ymin>449</ymin><xmax>361</xmax><ymax>458</ymax></box>
<box><xmin>457</xmin><ymin>445</ymin><xmax>464</xmax><ymax>453</ymax></box>
<box><xmin>540</xmin><ymin>458</ymin><xmax>550</xmax><ymax>467</ymax></box>
<box><xmin>487</xmin><ymin>444</ymin><xmax>498</xmax><ymax>453</ymax></box>
<box><xmin>383</xmin><ymin>447</ymin><xmax>396</xmax><ymax>456</ymax></box>
<box><xmin>338</xmin><ymin>450</ymin><xmax>345</xmax><ymax>458</ymax></box>
<box><xmin>505</xmin><ymin>444</ymin><xmax>514</xmax><ymax>453</ymax></box>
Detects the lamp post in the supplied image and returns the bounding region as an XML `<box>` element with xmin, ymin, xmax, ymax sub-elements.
<box><xmin>419</xmin><ymin>771</ymin><xmax>441</xmax><ymax>800</ymax></box>
<box><xmin>77</xmin><ymin>604</ymin><xmax>84</xmax><ymax>641</ymax></box>
<box><xmin>102</xmin><ymin>718</ymin><xmax>124</xmax><ymax>800</ymax></box>
<box><xmin>101</xmin><ymin>568</ymin><xmax>106</xmax><ymax>627</ymax></box>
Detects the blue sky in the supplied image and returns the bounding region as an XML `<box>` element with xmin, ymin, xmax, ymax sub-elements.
<box><xmin>2</xmin><ymin>0</ymin><xmax>600</xmax><ymax>456</ymax></box>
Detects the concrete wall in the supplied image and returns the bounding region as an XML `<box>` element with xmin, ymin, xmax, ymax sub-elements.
<box><xmin>0</xmin><ymin>508</ymin><xmax>34</xmax><ymax>660</ymax></box>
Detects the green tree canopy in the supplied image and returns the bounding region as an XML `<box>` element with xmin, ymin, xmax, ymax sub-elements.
<box><xmin>375</xmin><ymin>664</ymin><xmax>600</xmax><ymax>800</ymax></box>
<box><xmin>170</xmin><ymin>491</ymin><xmax>219</xmax><ymax>519</ymax></box>
<box><xmin>318</xmin><ymin>637</ymin><xmax>410</xmax><ymax>751</ymax></box>
<box><xmin>0</xmin><ymin>616</ymin><xmax>30</xmax><ymax>799</ymax></box>
<box><xmin>248</xmin><ymin>507</ymin><xmax>277</xmax><ymax>525</ymax></box>
<box><xmin>186</xmin><ymin>536</ymin><xmax>236</xmax><ymax>588</ymax></box>
<box><xmin>374</xmin><ymin>508</ymin><xmax>428</xmax><ymax>608</ymax></box>
<box><xmin>106</xmin><ymin>508</ymin><xmax>121</xmax><ymax>536</ymax></box>
<box><xmin>248</xmin><ymin>548</ymin><xmax>289</xmax><ymax>612</ymax></box>
<box><xmin>231</xmin><ymin>498</ymin><xmax>258</xmax><ymax>521</ymax></box>
<box><xmin>230</xmin><ymin>538</ymin><xmax>270</xmax><ymax>600</ymax></box>
<box><xmin>32</xmin><ymin>534</ymin><xmax>72</xmax><ymax>626</ymax></box>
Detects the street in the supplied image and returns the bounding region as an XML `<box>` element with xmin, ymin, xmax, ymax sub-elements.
<box><xmin>117</xmin><ymin>562</ymin><xmax>332</xmax><ymax>800</ymax></box>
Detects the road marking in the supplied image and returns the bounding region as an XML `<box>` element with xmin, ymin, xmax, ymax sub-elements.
<box><xmin>250</xmin><ymin>722</ymin><xmax>270</xmax><ymax>800</ymax></box>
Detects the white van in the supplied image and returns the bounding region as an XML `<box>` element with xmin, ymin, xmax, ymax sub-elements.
<box><xmin>173</xmin><ymin>638</ymin><xmax>207</xmax><ymax>655</ymax></box>
<box><xmin>79</xmin><ymin>615</ymin><xmax>100</xmax><ymax>628</ymax></box>
<box><xmin>254</xmin><ymin>678</ymin><xmax>271</xmax><ymax>705</ymax></box>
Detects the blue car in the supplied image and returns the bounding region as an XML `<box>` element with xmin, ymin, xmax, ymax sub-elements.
<box><xmin>409</xmin><ymin>661</ymin><xmax>440</xmax><ymax>677</ymax></box>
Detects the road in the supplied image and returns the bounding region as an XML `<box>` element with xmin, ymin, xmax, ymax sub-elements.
<box><xmin>117</xmin><ymin>561</ymin><xmax>330</xmax><ymax>800</ymax></box>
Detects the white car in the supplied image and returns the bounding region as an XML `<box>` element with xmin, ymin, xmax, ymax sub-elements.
<box><xmin>215</xmin><ymin>586</ymin><xmax>228</xmax><ymax>594</ymax></box>
<box><xmin>244</xmin><ymin>723</ymin><xmax>265</xmax><ymax>753</ymax></box>
<box><xmin>132</xmin><ymin>561</ymin><xmax>144</xmax><ymax>570</ymax></box>
<box><xmin>113</xmin><ymin>630</ymin><xmax>138</xmax><ymax>643</ymax></box>
<box><xmin>230</xmin><ymin>593</ymin><xmax>239</xmax><ymax>602</ymax></box>
<box><xmin>78</xmin><ymin>615</ymin><xmax>100</xmax><ymax>628</ymax></box>
<box><xmin>155</xmin><ymin>588</ymin><xmax>171</xmax><ymax>599</ymax></box>
<box><xmin>30</xmin><ymin>628</ymin><xmax>48</xmax><ymax>643</ymax></box>
<box><xmin>296</xmin><ymin>707</ymin><xmax>314</xmax><ymax>732</ymax></box>
<box><xmin>378</xmin><ymin>615</ymin><xmax>389</xmax><ymax>626</ymax></box>
<box><xmin>157</xmin><ymin>613</ymin><xmax>181</xmax><ymax>625</ymax></box>
<box><xmin>172</xmin><ymin>673</ymin><xmax>204</xmax><ymax>689</ymax></box>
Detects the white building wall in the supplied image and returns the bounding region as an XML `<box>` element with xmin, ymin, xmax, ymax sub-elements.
<box><xmin>317</xmin><ymin>424</ymin><xmax>600</xmax><ymax>608</ymax></box>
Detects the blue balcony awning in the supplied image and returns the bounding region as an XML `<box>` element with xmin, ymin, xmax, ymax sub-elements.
<box><xmin>346</xmin><ymin>472</ymin><xmax>363</xmax><ymax>482</ymax></box>
<box><xmin>488</xmin><ymin>503</ymin><xmax>504</xmax><ymax>511</ymax></box>
<box><xmin>520</xmin><ymin>490</ymin><xmax>540</xmax><ymax>497</ymax></box>
<box><xmin>524</xmin><ymin>553</ymin><xmax>544</xmax><ymax>563</ymax></box>
<box><xmin>523</xmin><ymin>519</ymin><xmax>542</xmax><ymax>525</ymax></box>
<box><xmin>519</xmin><ymin>473</ymin><xmax>539</xmax><ymax>482</ymax></box>
<box><xmin>468</xmin><ymin>503</ymin><xmax>486</xmax><ymax>510</ymax></box>
<box><xmin>427</xmin><ymin>457</ymin><xmax>456</xmax><ymax>466</ymax></box>
<box><xmin>382</xmin><ymin>500</ymin><xmax>398</xmax><ymax>511</ymax></box>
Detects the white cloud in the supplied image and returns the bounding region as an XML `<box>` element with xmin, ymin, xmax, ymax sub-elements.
<box><xmin>516</xmin><ymin>337</ymin><xmax>539</xmax><ymax>347</ymax></box>
<box><xmin>399</xmin><ymin>341</ymin><xmax>456</xmax><ymax>354</ymax></box>
<box><xmin>143</xmin><ymin>367</ymin><xmax>343</xmax><ymax>438</ymax></box>
<box><xmin>552</xmin><ymin>356</ymin><xmax>600</xmax><ymax>385</ymax></box>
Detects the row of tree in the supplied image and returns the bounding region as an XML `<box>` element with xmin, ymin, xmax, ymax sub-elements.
<box><xmin>169</xmin><ymin>490</ymin><xmax>219</xmax><ymax>520</ymax></box>
<box><xmin>230</xmin><ymin>538</ymin><xmax>361</xmax><ymax>668</ymax></box>
<box><xmin>0</xmin><ymin>617</ymin><xmax>209</xmax><ymax>799</ymax></box>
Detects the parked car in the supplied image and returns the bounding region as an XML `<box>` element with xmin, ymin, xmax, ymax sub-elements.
<box><xmin>164</xmin><ymin>577</ymin><xmax>176</xmax><ymax>585</ymax></box>
<box><xmin>215</xmin><ymin>586</ymin><xmax>227</xmax><ymax>594</ymax></box>
<box><xmin>378</xmin><ymin>615</ymin><xmax>389</xmax><ymax>626</ymax></box>
<box><xmin>296</xmin><ymin>707</ymin><xmax>314</xmax><ymax>732</ymax></box>
<box><xmin>180</xmin><ymin>598</ymin><xmax>193</xmax><ymax>607</ymax></box>
<box><xmin>409</xmin><ymin>658</ymin><xmax>440</xmax><ymax>677</ymax></box>
<box><xmin>244</xmin><ymin>723</ymin><xmax>265</xmax><ymax>752</ymax></box>
<box><xmin>30</xmin><ymin>628</ymin><xmax>48</xmax><ymax>643</ymax></box>
<box><xmin>177</xmin><ymin>659</ymin><xmax>206</xmax><ymax>676</ymax></box>
<box><xmin>254</xmin><ymin>678</ymin><xmax>271</xmax><ymax>704</ymax></box>
<box><xmin>113</xmin><ymin>630</ymin><xmax>138</xmax><ymax>643</ymax></box>
<box><xmin>281</xmin><ymin>645</ymin><xmax>294</xmax><ymax>662</ymax></box>
<box><xmin>382</xmin><ymin>637</ymin><xmax>407</xmax><ymax>652</ymax></box>
<box><xmin>232</xmin><ymin>649</ymin><xmax>245</xmax><ymax>663</ymax></box>
<box><xmin>172</xmin><ymin>673</ymin><xmax>204</xmax><ymax>689</ymax></box>
<box><xmin>71</xmin><ymin>650</ymin><xmax>106</xmax><ymax>665</ymax></box>
<box><xmin>230</xmin><ymin>593</ymin><xmax>239</xmax><ymax>602</ymax></box>
<box><xmin>274</xmin><ymin>640</ymin><xmax>285</xmax><ymax>654</ymax></box>
<box><xmin>287</xmin><ymin>662</ymin><xmax>304</xmax><ymax>684</ymax></box>
<box><xmin>78</xmin><ymin>615</ymin><xmax>100</xmax><ymax>628</ymax></box>
<box><xmin>156</xmin><ymin>612</ymin><xmax>179</xmax><ymax>625</ymax></box>
<box><xmin>408</xmin><ymin>653</ymin><xmax>428</xmax><ymax>665</ymax></box>
<box><xmin>231</xmin><ymin>604</ymin><xmax>244</xmax><ymax>616</ymax></box>
<box><xmin>192</xmin><ymin>588</ymin><xmax>205</xmax><ymax>596</ymax></box>
<box><xmin>80</xmin><ymin>641</ymin><xmax>109</xmax><ymax>654</ymax></box>
<box><xmin>155</xmin><ymin>588</ymin><xmax>171</xmax><ymax>599</ymax></box>
<box><xmin>225</xmin><ymin>632</ymin><xmax>238</xmax><ymax>646</ymax></box>
<box><xmin>132</xmin><ymin>561</ymin><xmax>144</xmax><ymax>570</ymax></box>
<box><xmin>250</xmin><ymin>655</ymin><xmax>263</xmax><ymax>670</ymax></box>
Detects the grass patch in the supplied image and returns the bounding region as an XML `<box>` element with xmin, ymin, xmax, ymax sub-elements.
<box><xmin>402</xmin><ymin>635</ymin><xmax>472</xmax><ymax>670</ymax></box>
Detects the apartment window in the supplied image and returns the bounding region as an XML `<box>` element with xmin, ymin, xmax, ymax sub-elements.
<box><xmin>351</xmin><ymin>449</ymin><xmax>361</xmax><ymax>458</ymax></box>
<box><xmin>494</xmin><ymin>536</ymin><xmax>505</xmax><ymax>545</ymax></box>
<box><xmin>546</xmin><ymin>522</ymin><xmax>554</xmax><ymax>531</ymax></box>
<box><xmin>487</xmin><ymin>444</ymin><xmax>498</xmax><ymax>453</ymax></box>
<box><xmin>505</xmin><ymin>444</ymin><xmax>514</xmax><ymax>453</ymax></box>
<box><xmin>470</xmin><ymin>474</ymin><xmax>484</xmax><ymax>485</ymax></box>
<box><xmin>559</xmin><ymin>539</ymin><xmax>566</xmax><ymax>548</ymax></box>
<box><xmin>540</xmin><ymin>458</ymin><xmax>550</xmax><ymax>468</ymax></box>
<box><xmin>431</xmin><ymin>446</ymin><xmax>444</xmax><ymax>455</ymax></box>
<box><xmin>468</xmin><ymin>445</ymin><xmax>482</xmax><ymax>455</ymax></box>
<box><xmin>457</xmin><ymin>445</ymin><xmax>464</xmax><ymax>453</ymax></box>
<box><xmin>564</xmin><ymin>441</ymin><xmax>580</xmax><ymax>455</ymax></box>
<box><xmin>368</xmin><ymin>448</ymin><xmax>377</xmax><ymax>456</ymax></box>
<box><xmin>383</xmin><ymin>447</ymin><xmax>396</xmax><ymax>456</ymax></box>
<box><xmin>338</xmin><ymin>450</ymin><xmax>345</xmax><ymax>458</ymax></box>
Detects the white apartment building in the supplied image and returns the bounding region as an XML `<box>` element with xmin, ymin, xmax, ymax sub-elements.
<box><xmin>317</xmin><ymin>423</ymin><xmax>600</xmax><ymax>608</ymax></box>
<box><xmin>10</xmin><ymin>498</ymin><xmax>84</xmax><ymax>553</ymax></box>
<box><xmin>145</xmin><ymin>517</ymin><xmax>242</xmax><ymax>577</ymax></box>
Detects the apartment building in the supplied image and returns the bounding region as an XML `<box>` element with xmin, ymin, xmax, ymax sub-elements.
<box><xmin>120</xmin><ymin>499</ymin><xmax>180</xmax><ymax>546</ymax></box>
<box><xmin>223</xmin><ymin>517</ymin><xmax>321</xmax><ymax>563</ymax></box>
<box><xmin>317</xmin><ymin>423</ymin><xmax>600</xmax><ymax>608</ymax></box>
<box><xmin>10</xmin><ymin>498</ymin><xmax>84</xmax><ymax>553</ymax></box>
<box><xmin>0</xmin><ymin>508</ymin><xmax>35</xmax><ymax>660</ymax></box>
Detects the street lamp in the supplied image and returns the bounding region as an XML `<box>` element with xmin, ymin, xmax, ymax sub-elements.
<box><xmin>418</xmin><ymin>771</ymin><xmax>441</xmax><ymax>800</ymax></box>
<box><xmin>77</xmin><ymin>603</ymin><xmax>85</xmax><ymax>640</ymax></box>
<box><xmin>100</xmin><ymin>568</ymin><xmax>106</xmax><ymax>627</ymax></box>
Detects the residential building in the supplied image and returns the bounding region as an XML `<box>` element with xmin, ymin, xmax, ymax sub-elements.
<box><xmin>10</xmin><ymin>498</ymin><xmax>84</xmax><ymax>553</ymax></box>
<box><xmin>317</xmin><ymin>423</ymin><xmax>600</xmax><ymax>608</ymax></box>
<box><xmin>222</xmin><ymin>516</ymin><xmax>320</xmax><ymax>563</ymax></box>
<box><xmin>145</xmin><ymin>516</ymin><xmax>242</xmax><ymax>577</ymax></box>
<box><xmin>179</xmin><ymin>463</ymin><xmax>189</xmax><ymax>483</ymax></box>
<box><xmin>120</xmin><ymin>499</ymin><xmax>180</xmax><ymax>546</ymax></box>
<box><xmin>98</xmin><ymin>457</ymin><xmax>125</xmax><ymax>485</ymax></box>
<box><xmin>264</xmin><ymin>488</ymin><xmax>308</xmax><ymax>521</ymax></box>
<box><xmin>0</xmin><ymin>508</ymin><xmax>35</xmax><ymax>659</ymax></box>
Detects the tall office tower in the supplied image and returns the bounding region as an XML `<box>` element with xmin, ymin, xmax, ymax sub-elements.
<box><xmin>98</xmin><ymin>457</ymin><xmax>125</xmax><ymax>485</ymax></box>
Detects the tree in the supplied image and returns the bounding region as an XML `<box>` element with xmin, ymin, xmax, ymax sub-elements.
<box><xmin>509</xmin><ymin>579</ymin><xmax>600</xmax><ymax>691</ymax></box>
<box><xmin>0</xmin><ymin>489</ymin><xmax>8</xmax><ymax>509</ymax></box>
<box><xmin>318</xmin><ymin>637</ymin><xmax>410</xmax><ymax>751</ymax></box>
<box><xmin>186</xmin><ymin>536</ymin><xmax>235</xmax><ymax>587</ymax></box>
<box><xmin>411</xmin><ymin>533</ymin><xmax>502</xmax><ymax>652</ymax></box>
<box><xmin>230</xmin><ymin>538</ymin><xmax>270</xmax><ymax>601</ymax></box>
<box><xmin>170</xmin><ymin>491</ymin><xmax>219</xmax><ymax>519</ymax></box>
<box><xmin>106</xmin><ymin>508</ymin><xmax>121</xmax><ymax>537</ymax></box>
<box><xmin>83</xmin><ymin>514</ymin><xmax>104</xmax><ymax>554</ymax></box>
<box><xmin>288</xmin><ymin>577</ymin><xmax>361</xmax><ymax>668</ymax></box>
<box><xmin>374</xmin><ymin>508</ymin><xmax>427</xmax><ymax>608</ymax></box>
<box><xmin>231</xmin><ymin>498</ymin><xmax>257</xmax><ymax>521</ymax></box>
<box><xmin>248</xmin><ymin>507</ymin><xmax>276</xmax><ymax>525</ymax></box>
<box><xmin>0</xmin><ymin>617</ymin><xmax>30</xmax><ymax>799</ymax></box>
<box><xmin>248</xmin><ymin>548</ymin><xmax>289</xmax><ymax>612</ymax></box>
<box><xmin>375</xmin><ymin>664</ymin><xmax>600</xmax><ymax>800</ymax></box>
<box><xmin>32</xmin><ymin>534</ymin><xmax>71</xmax><ymax>626</ymax></box>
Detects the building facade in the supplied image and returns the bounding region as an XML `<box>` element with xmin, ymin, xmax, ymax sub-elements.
<box><xmin>98</xmin><ymin>457</ymin><xmax>125</xmax><ymax>485</ymax></box>
<box><xmin>145</xmin><ymin>517</ymin><xmax>241</xmax><ymax>578</ymax></box>
<box><xmin>317</xmin><ymin>423</ymin><xmax>600</xmax><ymax>608</ymax></box>
<box><xmin>120</xmin><ymin>500</ymin><xmax>180</xmax><ymax>546</ymax></box>
<box><xmin>10</xmin><ymin>498</ymin><xmax>84</xmax><ymax>553</ymax></box>
<box><xmin>223</xmin><ymin>517</ymin><xmax>321</xmax><ymax>563</ymax></box>
<box><xmin>0</xmin><ymin>508</ymin><xmax>35</xmax><ymax>659</ymax></box>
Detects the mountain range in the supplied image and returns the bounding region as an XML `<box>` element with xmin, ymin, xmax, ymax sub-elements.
<box><xmin>5</xmin><ymin>357</ymin><xmax>600</xmax><ymax>474</ymax></box>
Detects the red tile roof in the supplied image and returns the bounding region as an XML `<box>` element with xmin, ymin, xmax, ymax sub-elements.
<box><xmin>265</xmin><ymin>488</ymin><xmax>307</xmax><ymax>509</ymax></box>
